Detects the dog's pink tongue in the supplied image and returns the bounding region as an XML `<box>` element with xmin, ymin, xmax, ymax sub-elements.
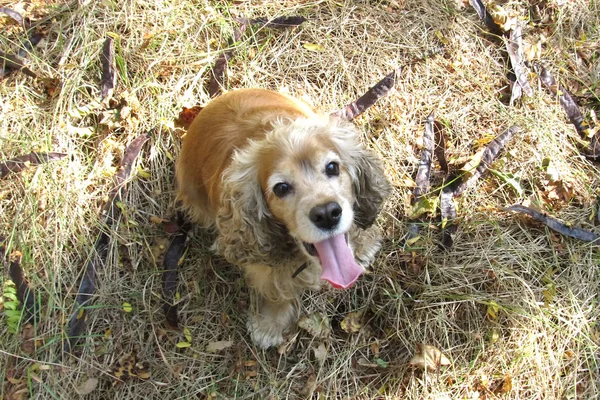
<box><xmin>313</xmin><ymin>234</ymin><xmax>363</xmax><ymax>289</ymax></box>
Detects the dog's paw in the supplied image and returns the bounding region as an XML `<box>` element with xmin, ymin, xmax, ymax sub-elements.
<box><xmin>247</xmin><ymin>301</ymin><xmax>298</xmax><ymax>349</ymax></box>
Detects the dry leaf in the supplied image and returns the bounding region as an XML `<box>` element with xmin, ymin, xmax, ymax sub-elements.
<box><xmin>206</xmin><ymin>340</ymin><xmax>233</xmax><ymax>353</ymax></box>
<box><xmin>75</xmin><ymin>378</ymin><xmax>99</xmax><ymax>395</ymax></box>
<box><xmin>21</xmin><ymin>324</ymin><xmax>35</xmax><ymax>355</ymax></box>
<box><xmin>313</xmin><ymin>342</ymin><xmax>327</xmax><ymax>361</ymax></box>
<box><xmin>340</xmin><ymin>311</ymin><xmax>363</xmax><ymax>334</ymax></box>
<box><xmin>303</xmin><ymin>43</ymin><xmax>324</xmax><ymax>51</ymax></box>
<box><xmin>297</xmin><ymin>313</ymin><xmax>331</xmax><ymax>338</ymax></box>
<box><xmin>409</xmin><ymin>344</ymin><xmax>451</xmax><ymax>371</ymax></box>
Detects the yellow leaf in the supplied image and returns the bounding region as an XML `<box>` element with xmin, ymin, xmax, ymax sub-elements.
<box><xmin>136</xmin><ymin>164</ymin><xmax>151</xmax><ymax>179</ymax></box>
<box><xmin>340</xmin><ymin>311</ymin><xmax>363</xmax><ymax>334</ymax></box>
<box><xmin>408</xmin><ymin>197</ymin><xmax>438</xmax><ymax>219</ymax></box>
<box><xmin>122</xmin><ymin>302</ymin><xmax>133</xmax><ymax>313</ymax></box>
<box><xmin>183</xmin><ymin>327</ymin><xmax>192</xmax><ymax>343</ymax></box>
<box><xmin>487</xmin><ymin>301</ymin><xmax>499</xmax><ymax>320</ymax></box>
<box><xmin>303</xmin><ymin>43</ymin><xmax>324</xmax><ymax>51</ymax></box>
<box><xmin>76</xmin><ymin>308</ymin><xmax>85</xmax><ymax>320</ymax></box>
<box><xmin>406</xmin><ymin>235</ymin><xmax>421</xmax><ymax>246</ymax></box>
<box><xmin>104</xmin><ymin>328</ymin><xmax>112</xmax><ymax>339</ymax></box>
<box><xmin>176</xmin><ymin>341</ymin><xmax>192</xmax><ymax>348</ymax></box>
<box><xmin>461</xmin><ymin>149</ymin><xmax>484</xmax><ymax>175</ymax></box>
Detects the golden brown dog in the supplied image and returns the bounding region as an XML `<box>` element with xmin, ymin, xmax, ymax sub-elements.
<box><xmin>177</xmin><ymin>89</ymin><xmax>390</xmax><ymax>348</ymax></box>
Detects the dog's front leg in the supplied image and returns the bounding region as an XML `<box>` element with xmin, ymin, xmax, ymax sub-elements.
<box><xmin>247</xmin><ymin>292</ymin><xmax>299</xmax><ymax>349</ymax></box>
<box><xmin>242</xmin><ymin>263</ymin><xmax>319</xmax><ymax>348</ymax></box>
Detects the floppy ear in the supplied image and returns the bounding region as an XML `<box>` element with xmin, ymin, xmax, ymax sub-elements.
<box><xmin>351</xmin><ymin>150</ymin><xmax>391</xmax><ymax>228</ymax></box>
<box><xmin>215</xmin><ymin>147</ymin><xmax>298</xmax><ymax>267</ymax></box>
<box><xmin>330</xmin><ymin>119</ymin><xmax>391</xmax><ymax>229</ymax></box>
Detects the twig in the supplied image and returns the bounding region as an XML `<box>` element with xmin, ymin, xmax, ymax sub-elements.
<box><xmin>162</xmin><ymin>213</ymin><xmax>192</xmax><ymax>328</ymax></box>
<box><xmin>331</xmin><ymin>70</ymin><xmax>398</xmax><ymax>121</ymax></box>
<box><xmin>8</xmin><ymin>251</ymin><xmax>39</xmax><ymax>323</ymax></box>
<box><xmin>535</xmin><ymin>63</ymin><xmax>599</xmax><ymax>159</ymax></box>
<box><xmin>454</xmin><ymin>126</ymin><xmax>520</xmax><ymax>196</ymax></box>
<box><xmin>505</xmin><ymin>23</ymin><xmax>533</xmax><ymax>105</ymax></box>
<box><xmin>0</xmin><ymin>152</ymin><xmax>67</xmax><ymax>179</ymax></box>
<box><xmin>100</xmin><ymin>37</ymin><xmax>116</xmax><ymax>103</ymax></box>
<box><xmin>64</xmin><ymin>133</ymin><xmax>149</xmax><ymax>353</ymax></box>
<box><xmin>406</xmin><ymin>112</ymin><xmax>435</xmax><ymax>241</ymax></box>
<box><xmin>469</xmin><ymin>0</ymin><xmax>502</xmax><ymax>36</ymax></box>
<box><xmin>508</xmin><ymin>205</ymin><xmax>600</xmax><ymax>243</ymax></box>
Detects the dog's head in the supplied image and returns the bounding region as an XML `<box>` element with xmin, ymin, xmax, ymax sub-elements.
<box><xmin>216</xmin><ymin>116</ymin><xmax>390</xmax><ymax>287</ymax></box>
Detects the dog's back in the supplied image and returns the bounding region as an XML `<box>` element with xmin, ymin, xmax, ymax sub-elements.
<box><xmin>176</xmin><ymin>89</ymin><xmax>316</xmax><ymax>225</ymax></box>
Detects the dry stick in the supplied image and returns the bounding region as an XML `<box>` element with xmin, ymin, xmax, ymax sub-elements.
<box><xmin>331</xmin><ymin>70</ymin><xmax>398</xmax><ymax>121</ymax></box>
<box><xmin>236</xmin><ymin>16</ymin><xmax>307</xmax><ymax>29</ymax></box>
<box><xmin>162</xmin><ymin>214</ymin><xmax>192</xmax><ymax>328</ymax></box>
<box><xmin>507</xmin><ymin>205</ymin><xmax>600</xmax><ymax>243</ymax></box>
<box><xmin>454</xmin><ymin>125</ymin><xmax>521</xmax><ymax>197</ymax></box>
<box><xmin>100</xmin><ymin>37</ymin><xmax>116</xmax><ymax>103</ymax></box>
<box><xmin>0</xmin><ymin>7</ymin><xmax>26</xmax><ymax>28</ymax></box>
<box><xmin>8</xmin><ymin>251</ymin><xmax>39</xmax><ymax>324</ymax></box>
<box><xmin>0</xmin><ymin>51</ymin><xmax>37</xmax><ymax>78</ymax></box>
<box><xmin>440</xmin><ymin>185</ymin><xmax>458</xmax><ymax>249</ymax></box>
<box><xmin>407</xmin><ymin>112</ymin><xmax>435</xmax><ymax>240</ymax></box>
<box><xmin>535</xmin><ymin>64</ymin><xmax>599</xmax><ymax>159</ymax></box>
<box><xmin>0</xmin><ymin>152</ymin><xmax>67</xmax><ymax>179</ymax></box>
<box><xmin>64</xmin><ymin>133</ymin><xmax>149</xmax><ymax>353</ymax></box>
<box><xmin>505</xmin><ymin>23</ymin><xmax>533</xmax><ymax>105</ymax></box>
<box><xmin>469</xmin><ymin>0</ymin><xmax>503</xmax><ymax>36</ymax></box>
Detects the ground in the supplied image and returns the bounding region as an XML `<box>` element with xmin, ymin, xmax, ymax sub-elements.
<box><xmin>1</xmin><ymin>0</ymin><xmax>599</xmax><ymax>399</ymax></box>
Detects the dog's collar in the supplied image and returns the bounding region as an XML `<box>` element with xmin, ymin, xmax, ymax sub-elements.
<box><xmin>292</xmin><ymin>262</ymin><xmax>308</xmax><ymax>278</ymax></box>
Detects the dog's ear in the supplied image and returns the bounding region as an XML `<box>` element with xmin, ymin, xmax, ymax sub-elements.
<box><xmin>330</xmin><ymin>119</ymin><xmax>391</xmax><ymax>229</ymax></box>
<box><xmin>351</xmin><ymin>150</ymin><xmax>391</xmax><ymax>228</ymax></box>
<box><xmin>215</xmin><ymin>147</ymin><xmax>298</xmax><ymax>267</ymax></box>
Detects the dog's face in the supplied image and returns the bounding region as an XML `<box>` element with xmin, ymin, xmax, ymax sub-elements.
<box><xmin>261</xmin><ymin>132</ymin><xmax>355</xmax><ymax>245</ymax></box>
<box><xmin>216</xmin><ymin>116</ymin><xmax>390</xmax><ymax>288</ymax></box>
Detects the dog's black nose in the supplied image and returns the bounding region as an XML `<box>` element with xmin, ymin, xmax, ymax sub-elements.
<box><xmin>309</xmin><ymin>202</ymin><xmax>342</xmax><ymax>230</ymax></box>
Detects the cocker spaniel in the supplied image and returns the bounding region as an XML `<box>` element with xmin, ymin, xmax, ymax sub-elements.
<box><xmin>176</xmin><ymin>89</ymin><xmax>390</xmax><ymax>348</ymax></box>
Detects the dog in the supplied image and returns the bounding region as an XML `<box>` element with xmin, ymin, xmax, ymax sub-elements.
<box><xmin>176</xmin><ymin>88</ymin><xmax>390</xmax><ymax>348</ymax></box>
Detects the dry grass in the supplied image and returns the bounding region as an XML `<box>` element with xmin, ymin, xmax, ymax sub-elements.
<box><xmin>1</xmin><ymin>0</ymin><xmax>599</xmax><ymax>398</ymax></box>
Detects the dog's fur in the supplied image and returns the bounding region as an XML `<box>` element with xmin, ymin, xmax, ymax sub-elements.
<box><xmin>176</xmin><ymin>89</ymin><xmax>390</xmax><ymax>348</ymax></box>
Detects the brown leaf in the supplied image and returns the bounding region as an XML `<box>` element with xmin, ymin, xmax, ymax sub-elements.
<box><xmin>20</xmin><ymin>323</ymin><xmax>35</xmax><ymax>354</ymax></box>
<box><xmin>409</xmin><ymin>344</ymin><xmax>451</xmax><ymax>371</ymax></box>
<box><xmin>175</xmin><ymin>106</ymin><xmax>203</xmax><ymax>130</ymax></box>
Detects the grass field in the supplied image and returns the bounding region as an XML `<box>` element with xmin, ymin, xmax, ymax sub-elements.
<box><xmin>1</xmin><ymin>0</ymin><xmax>599</xmax><ymax>398</ymax></box>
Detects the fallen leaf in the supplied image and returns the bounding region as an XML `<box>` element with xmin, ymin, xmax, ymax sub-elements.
<box><xmin>297</xmin><ymin>313</ymin><xmax>331</xmax><ymax>338</ymax></box>
<box><xmin>303</xmin><ymin>43</ymin><xmax>324</xmax><ymax>51</ymax></box>
<box><xmin>313</xmin><ymin>342</ymin><xmax>327</xmax><ymax>361</ymax></box>
<box><xmin>408</xmin><ymin>196</ymin><xmax>438</xmax><ymax>219</ymax></box>
<box><xmin>206</xmin><ymin>340</ymin><xmax>233</xmax><ymax>353</ymax></box>
<box><xmin>409</xmin><ymin>344</ymin><xmax>451</xmax><ymax>371</ymax></box>
<box><xmin>136</xmin><ymin>164</ymin><xmax>151</xmax><ymax>179</ymax></box>
<box><xmin>20</xmin><ymin>324</ymin><xmax>35</xmax><ymax>354</ymax></box>
<box><xmin>176</xmin><ymin>341</ymin><xmax>192</xmax><ymax>348</ymax></box>
<box><xmin>340</xmin><ymin>311</ymin><xmax>363</xmax><ymax>334</ymax></box>
<box><xmin>122</xmin><ymin>302</ymin><xmax>133</xmax><ymax>313</ymax></box>
<box><xmin>175</xmin><ymin>106</ymin><xmax>203</xmax><ymax>129</ymax></box>
<box><xmin>75</xmin><ymin>378</ymin><xmax>99</xmax><ymax>395</ymax></box>
<box><xmin>183</xmin><ymin>327</ymin><xmax>192</xmax><ymax>343</ymax></box>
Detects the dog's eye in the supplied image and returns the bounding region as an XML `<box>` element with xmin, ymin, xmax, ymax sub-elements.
<box><xmin>325</xmin><ymin>161</ymin><xmax>340</xmax><ymax>177</ymax></box>
<box><xmin>273</xmin><ymin>182</ymin><xmax>292</xmax><ymax>197</ymax></box>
